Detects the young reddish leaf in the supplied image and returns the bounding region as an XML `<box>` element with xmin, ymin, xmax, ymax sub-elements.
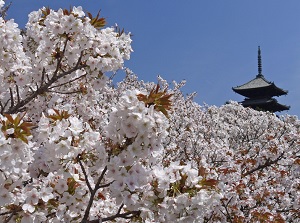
<box><xmin>199</xmin><ymin>178</ymin><xmax>218</xmax><ymax>189</ymax></box>
<box><xmin>18</xmin><ymin>134</ymin><xmax>28</xmax><ymax>144</ymax></box>
<box><xmin>47</xmin><ymin>109</ymin><xmax>71</xmax><ymax>121</ymax></box>
<box><xmin>4</xmin><ymin>113</ymin><xmax>14</xmax><ymax>123</ymax></box>
<box><xmin>137</xmin><ymin>84</ymin><xmax>173</xmax><ymax>118</ymax></box>
<box><xmin>14</xmin><ymin>113</ymin><xmax>26</xmax><ymax>126</ymax></box>
<box><xmin>98</xmin><ymin>192</ymin><xmax>106</xmax><ymax>200</ymax></box>
<box><xmin>87</xmin><ymin>10</ymin><xmax>106</xmax><ymax>29</ymax></box>
<box><xmin>1</xmin><ymin>113</ymin><xmax>34</xmax><ymax>144</ymax></box>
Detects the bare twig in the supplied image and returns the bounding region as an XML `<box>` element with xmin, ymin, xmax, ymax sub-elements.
<box><xmin>94</xmin><ymin>166</ymin><xmax>108</xmax><ymax>191</ymax></box>
<box><xmin>0</xmin><ymin>1</ymin><xmax>12</xmax><ymax>19</ymax></box>
<box><xmin>77</xmin><ymin>154</ymin><xmax>93</xmax><ymax>192</ymax></box>
<box><xmin>81</xmin><ymin>166</ymin><xmax>108</xmax><ymax>223</ymax></box>
<box><xmin>203</xmin><ymin>211</ymin><xmax>215</xmax><ymax>223</ymax></box>
<box><xmin>102</xmin><ymin>210</ymin><xmax>141</xmax><ymax>222</ymax></box>
<box><xmin>86</xmin><ymin>203</ymin><xmax>141</xmax><ymax>223</ymax></box>
<box><xmin>16</xmin><ymin>85</ymin><xmax>21</xmax><ymax>104</ymax></box>
<box><xmin>53</xmin><ymin>38</ymin><xmax>69</xmax><ymax>78</ymax></box>
<box><xmin>4</xmin><ymin>38</ymin><xmax>86</xmax><ymax>114</ymax></box>
<box><xmin>1</xmin><ymin>205</ymin><xmax>22</xmax><ymax>223</ymax></box>
<box><xmin>48</xmin><ymin>90</ymin><xmax>82</xmax><ymax>95</ymax></box>
<box><xmin>49</xmin><ymin>72</ymin><xmax>87</xmax><ymax>90</ymax></box>
<box><xmin>9</xmin><ymin>87</ymin><xmax>14</xmax><ymax>108</ymax></box>
<box><xmin>0</xmin><ymin>99</ymin><xmax>10</xmax><ymax>114</ymax></box>
<box><xmin>220</xmin><ymin>197</ymin><xmax>233</xmax><ymax>223</ymax></box>
<box><xmin>98</xmin><ymin>180</ymin><xmax>114</xmax><ymax>188</ymax></box>
<box><xmin>40</xmin><ymin>68</ymin><xmax>46</xmax><ymax>87</ymax></box>
<box><xmin>242</xmin><ymin>152</ymin><xmax>285</xmax><ymax>177</ymax></box>
<box><xmin>6</xmin><ymin>62</ymin><xmax>86</xmax><ymax>114</ymax></box>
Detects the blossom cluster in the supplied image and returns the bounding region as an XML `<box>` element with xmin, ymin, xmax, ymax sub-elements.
<box><xmin>165</xmin><ymin>96</ymin><xmax>300</xmax><ymax>222</ymax></box>
<box><xmin>0</xmin><ymin>2</ymin><xmax>132</xmax><ymax>117</ymax></box>
<box><xmin>0</xmin><ymin>1</ymin><xmax>300</xmax><ymax>222</ymax></box>
<box><xmin>0</xmin><ymin>114</ymin><xmax>33</xmax><ymax>208</ymax></box>
<box><xmin>0</xmin><ymin>8</ymin><xmax>31</xmax><ymax>103</ymax></box>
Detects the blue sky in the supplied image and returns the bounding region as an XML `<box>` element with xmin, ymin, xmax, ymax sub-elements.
<box><xmin>7</xmin><ymin>1</ymin><xmax>300</xmax><ymax>117</ymax></box>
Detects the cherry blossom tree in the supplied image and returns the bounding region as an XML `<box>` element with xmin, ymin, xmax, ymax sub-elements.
<box><xmin>0</xmin><ymin>1</ymin><xmax>299</xmax><ymax>222</ymax></box>
<box><xmin>165</xmin><ymin>97</ymin><xmax>300</xmax><ymax>222</ymax></box>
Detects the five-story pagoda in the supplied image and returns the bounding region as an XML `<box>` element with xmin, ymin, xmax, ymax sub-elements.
<box><xmin>232</xmin><ymin>47</ymin><xmax>290</xmax><ymax>112</ymax></box>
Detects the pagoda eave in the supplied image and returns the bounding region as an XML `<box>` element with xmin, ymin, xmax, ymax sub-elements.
<box><xmin>241</xmin><ymin>98</ymin><xmax>290</xmax><ymax>112</ymax></box>
<box><xmin>232</xmin><ymin>85</ymin><xmax>288</xmax><ymax>98</ymax></box>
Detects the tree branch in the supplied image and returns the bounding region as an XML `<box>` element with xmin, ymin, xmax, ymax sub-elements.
<box><xmin>53</xmin><ymin>37</ymin><xmax>69</xmax><ymax>78</ymax></box>
<box><xmin>81</xmin><ymin>166</ymin><xmax>108</xmax><ymax>223</ymax></box>
<box><xmin>94</xmin><ymin>166</ymin><xmax>108</xmax><ymax>191</ymax></box>
<box><xmin>49</xmin><ymin>72</ymin><xmax>87</xmax><ymax>90</ymax></box>
<box><xmin>9</xmin><ymin>87</ymin><xmax>14</xmax><ymax>108</ymax></box>
<box><xmin>101</xmin><ymin>210</ymin><xmax>141</xmax><ymax>222</ymax></box>
<box><xmin>0</xmin><ymin>1</ymin><xmax>12</xmax><ymax>19</ymax></box>
<box><xmin>48</xmin><ymin>90</ymin><xmax>82</xmax><ymax>95</ymax></box>
<box><xmin>242</xmin><ymin>152</ymin><xmax>285</xmax><ymax>177</ymax></box>
<box><xmin>77</xmin><ymin>154</ymin><xmax>93</xmax><ymax>193</ymax></box>
<box><xmin>16</xmin><ymin>85</ymin><xmax>21</xmax><ymax>104</ymax></box>
<box><xmin>40</xmin><ymin>68</ymin><xmax>46</xmax><ymax>87</ymax></box>
<box><xmin>3</xmin><ymin>42</ymin><xmax>86</xmax><ymax>114</ymax></box>
<box><xmin>1</xmin><ymin>205</ymin><xmax>23</xmax><ymax>223</ymax></box>
<box><xmin>220</xmin><ymin>197</ymin><xmax>233</xmax><ymax>223</ymax></box>
<box><xmin>86</xmin><ymin>203</ymin><xmax>141</xmax><ymax>223</ymax></box>
<box><xmin>5</xmin><ymin>62</ymin><xmax>86</xmax><ymax>114</ymax></box>
<box><xmin>98</xmin><ymin>180</ymin><xmax>114</xmax><ymax>188</ymax></box>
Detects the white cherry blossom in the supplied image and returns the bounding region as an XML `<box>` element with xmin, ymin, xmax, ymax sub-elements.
<box><xmin>0</xmin><ymin>1</ymin><xmax>299</xmax><ymax>222</ymax></box>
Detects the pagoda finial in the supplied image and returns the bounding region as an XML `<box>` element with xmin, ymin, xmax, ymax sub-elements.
<box><xmin>257</xmin><ymin>46</ymin><xmax>263</xmax><ymax>77</ymax></box>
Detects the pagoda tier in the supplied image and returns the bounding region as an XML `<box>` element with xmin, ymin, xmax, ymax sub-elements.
<box><xmin>241</xmin><ymin>97</ymin><xmax>290</xmax><ymax>112</ymax></box>
<box><xmin>232</xmin><ymin>75</ymin><xmax>288</xmax><ymax>98</ymax></box>
<box><xmin>232</xmin><ymin>47</ymin><xmax>290</xmax><ymax>113</ymax></box>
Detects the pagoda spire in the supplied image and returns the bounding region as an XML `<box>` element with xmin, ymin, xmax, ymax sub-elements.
<box><xmin>257</xmin><ymin>46</ymin><xmax>263</xmax><ymax>77</ymax></box>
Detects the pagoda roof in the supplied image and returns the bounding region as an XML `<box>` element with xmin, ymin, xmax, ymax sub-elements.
<box><xmin>241</xmin><ymin>97</ymin><xmax>290</xmax><ymax>112</ymax></box>
<box><xmin>232</xmin><ymin>74</ymin><xmax>288</xmax><ymax>98</ymax></box>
